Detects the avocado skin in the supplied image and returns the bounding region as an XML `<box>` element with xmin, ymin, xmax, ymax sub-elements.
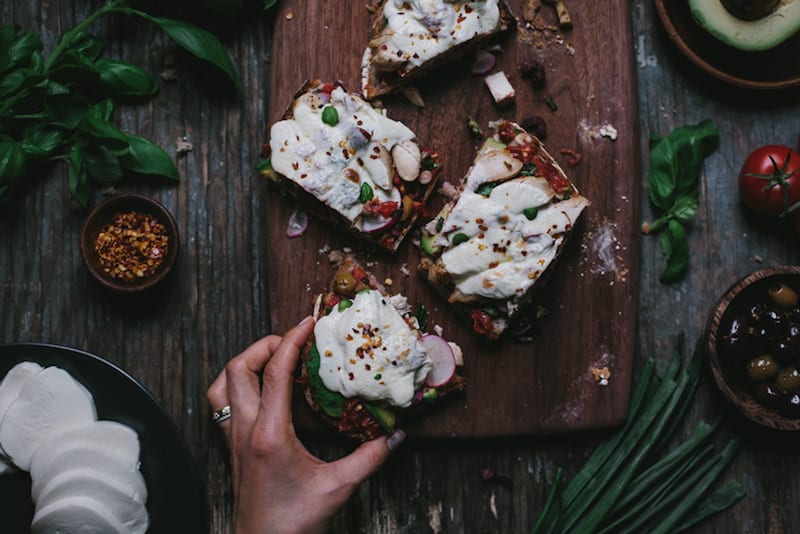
<box><xmin>690</xmin><ymin>0</ymin><xmax>800</xmax><ymax>51</ymax></box>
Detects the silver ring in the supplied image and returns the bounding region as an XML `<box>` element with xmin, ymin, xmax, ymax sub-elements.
<box><xmin>211</xmin><ymin>405</ymin><xmax>231</xmax><ymax>424</ymax></box>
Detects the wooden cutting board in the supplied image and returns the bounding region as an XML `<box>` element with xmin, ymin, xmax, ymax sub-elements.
<box><xmin>266</xmin><ymin>0</ymin><xmax>639</xmax><ymax>437</ymax></box>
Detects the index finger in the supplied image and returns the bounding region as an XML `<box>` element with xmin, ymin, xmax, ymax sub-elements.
<box><xmin>259</xmin><ymin>315</ymin><xmax>315</xmax><ymax>427</ymax></box>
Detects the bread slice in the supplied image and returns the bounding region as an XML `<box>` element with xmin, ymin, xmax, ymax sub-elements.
<box><xmin>267</xmin><ymin>80</ymin><xmax>441</xmax><ymax>252</ymax></box>
<box><xmin>300</xmin><ymin>256</ymin><xmax>465</xmax><ymax>441</ymax></box>
<box><xmin>418</xmin><ymin>120</ymin><xmax>589</xmax><ymax>340</ymax></box>
<box><xmin>361</xmin><ymin>0</ymin><xmax>514</xmax><ymax>99</ymax></box>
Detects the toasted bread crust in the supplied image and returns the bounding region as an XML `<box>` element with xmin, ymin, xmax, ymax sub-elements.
<box><xmin>362</xmin><ymin>1</ymin><xmax>515</xmax><ymax>99</ymax></box>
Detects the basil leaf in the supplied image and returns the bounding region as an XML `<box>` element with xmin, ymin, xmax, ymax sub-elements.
<box><xmin>67</xmin><ymin>146</ymin><xmax>91</xmax><ymax>207</ymax></box>
<box><xmin>47</xmin><ymin>95</ymin><xmax>88</xmax><ymax>129</ymax></box>
<box><xmin>0</xmin><ymin>69</ymin><xmax>28</xmax><ymax>98</ymax></box>
<box><xmin>0</xmin><ymin>26</ymin><xmax>42</xmax><ymax>73</ymax></box>
<box><xmin>88</xmin><ymin>98</ymin><xmax>114</xmax><ymax>121</ymax></box>
<box><xmin>120</xmin><ymin>135</ymin><xmax>179</xmax><ymax>182</ymax></box>
<box><xmin>62</xmin><ymin>31</ymin><xmax>104</xmax><ymax>61</ymax></box>
<box><xmin>659</xmin><ymin>220</ymin><xmax>689</xmax><ymax>284</ymax></box>
<box><xmin>648</xmin><ymin>120</ymin><xmax>718</xmax><ymax>210</ymax></box>
<box><xmin>96</xmin><ymin>59</ymin><xmax>158</xmax><ymax>96</ymax></box>
<box><xmin>0</xmin><ymin>139</ymin><xmax>27</xmax><ymax>186</ymax></box>
<box><xmin>21</xmin><ymin>128</ymin><xmax>63</xmax><ymax>157</ymax></box>
<box><xmin>669</xmin><ymin>194</ymin><xmax>699</xmax><ymax>223</ymax></box>
<box><xmin>307</xmin><ymin>344</ymin><xmax>346</xmax><ymax>418</ymax></box>
<box><xmin>123</xmin><ymin>10</ymin><xmax>241</xmax><ymax>89</ymax></box>
<box><xmin>85</xmin><ymin>145</ymin><xmax>122</xmax><ymax>185</ymax></box>
<box><xmin>321</xmin><ymin>105</ymin><xmax>338</xmax><ymax>126</ymax></box>
<box><xmin>77</xmin><ymin>115</ymin><xmax>129</xmax><ymax>151</ymax></box>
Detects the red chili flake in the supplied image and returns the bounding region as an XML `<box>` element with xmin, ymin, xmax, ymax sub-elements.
<box><xmin>94</xmin><ymin>210</ymin><xmax>169</xmax><ymax>282</ymax></box>
<box><xmin>559</xmin><ymin>148</ymin><xmax>582</xmax><ymax>168</ymax></box>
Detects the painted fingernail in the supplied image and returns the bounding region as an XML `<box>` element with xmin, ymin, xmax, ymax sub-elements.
<box><xmin>386</xmin><ymin>429</ymin><xmax>406</xmax><ymax>451</ymax></box>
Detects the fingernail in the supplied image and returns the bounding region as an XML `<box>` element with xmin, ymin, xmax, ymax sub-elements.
<box><xmin>386</xmin><ymin>429</ymin><xmax>406</xmax><ymax>451</ymax></box>
<box><xmin>299</xmin><ymin>315</ymin><xmax>315</xmax><ymax>326</ymax></box>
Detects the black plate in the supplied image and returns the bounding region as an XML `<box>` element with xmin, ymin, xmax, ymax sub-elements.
<box><xmin>0</xmin><ymin>343</ymin><xmax>206</xmax><ymax>534</ymax></box>
<box><xmin>655</xmin><ymin>0</ymin><xmax>800</xmax><ymax>90</ymax></box>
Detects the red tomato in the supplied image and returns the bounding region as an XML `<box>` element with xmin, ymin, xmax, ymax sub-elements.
<box><xmin>738</xmin><ymin>145</ymin><xmax>800</xmax><ymax>216</ymax></box>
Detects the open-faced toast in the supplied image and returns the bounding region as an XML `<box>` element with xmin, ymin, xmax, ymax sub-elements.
<box><xmin>418</xmin><ymin>119</ymin><xmax>589</xmax><ymax>340</ymax></box>
<box><xmin>361</xmin><ymin>0</ymin><xmax>515</xmax><ymax>99</ymax></box>
<box><xmin>267</xmin><ymin>80</ymin><xmax>442</xmax><ymax>252</ymax></box>
<box><xmin>300</xmin><ymin>256</ymin><xmax>465</xmax><ymax>441</ymax></box>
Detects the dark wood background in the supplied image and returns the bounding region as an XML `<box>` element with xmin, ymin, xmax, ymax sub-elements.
<box><xmin>2</xmin><ymin>0</ymin><xmax>800</xmax><ymax>532</ymax></box>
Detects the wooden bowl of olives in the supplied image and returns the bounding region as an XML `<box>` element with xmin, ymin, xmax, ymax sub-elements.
<box><xmin>706</xmin><ymin>266</ymin><xmax>800</xmax><ymax>430</ymax></box>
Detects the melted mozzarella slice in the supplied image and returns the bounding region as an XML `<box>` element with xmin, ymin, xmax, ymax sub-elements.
<box><xmin>314</xmin><ymin>289</ymin><xmax>432</xmax><ymax>407</ymax></box>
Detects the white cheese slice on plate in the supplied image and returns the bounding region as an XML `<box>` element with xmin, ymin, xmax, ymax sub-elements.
<box><xmin>0</xmin><ymin>361</ymin><xmax>44</xmax><ymax>472</ymax></box>
<box><xmin>34</xmin><ymin>467</ymin><xmax>148</xmax><ymax>534</ymax></box>
<box><xmin>31</xmin><ymin>495</ymin><xmax>130</xmax><ymax>534</ymax></box>
<box><xmin>0</xmin><ymin>366</ymin><xmax>97</xmax><ymax>470</ymax></box>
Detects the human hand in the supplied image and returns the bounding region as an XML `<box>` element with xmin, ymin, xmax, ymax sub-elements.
<box><xmin>207</xmin><ymin>316</ymin><xmax>405</xmax><ymax>534</ymax></box>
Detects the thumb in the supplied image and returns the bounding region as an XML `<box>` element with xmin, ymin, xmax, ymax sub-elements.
<box><xmin>328</xmin><ymin>430</ymin><xmax>406</xmax><ymax>486</ymax></box>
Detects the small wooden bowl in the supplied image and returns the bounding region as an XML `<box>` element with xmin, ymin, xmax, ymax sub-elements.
<box><xmin>80</xmin><ymin>194</ymin><xmax>179</xmax><ymax>293</ymax></box>
<box><xmin>706</xmin><ymin>266</ymin><xmax>800</xmax><ymax>431</ymax></box>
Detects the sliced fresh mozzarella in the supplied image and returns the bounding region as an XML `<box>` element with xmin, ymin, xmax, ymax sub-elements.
<box><xmin>34</xmin><ymin>467</ymin><xmax>148</xmax><ymax>534</ymax></box>
<box><xmin>30</xmin><ymin>420</ymin><xmax>141</xmax><ymax>486</ymax></box>
<box><xmin>31</xmin><ymin>495</ymin><xmax>129</xmax><ymax>534</ymax></box>
<box><xmin>0</xmin><ymin>367</ymin><xmax>97</xmax><ymax>470</ymax></box>
<box><xmin>0</xmin><ymin>361</ymin><xmax>44</xmax><ymax>422</ymax></box>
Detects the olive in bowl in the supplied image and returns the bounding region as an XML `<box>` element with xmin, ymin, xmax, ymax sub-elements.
<box><xmin>706</xmin><ymin>266</ymin><xmax>800</xmax><ymax>430</ymax></box>
<box><xmin>80</xmin><ymin>194</ymin><xmax>179</xmax><ymax>293</ymax></box>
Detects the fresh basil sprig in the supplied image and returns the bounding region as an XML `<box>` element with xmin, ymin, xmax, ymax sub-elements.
<box><xmin>642</xmin><ymin>120</ymin><xmax>719</xmax><ymax>283</ymax></box>
<box><xmin>0</xmin><ymin>0</ymin><xmax>241</xmax><ymax>207</ymax></box>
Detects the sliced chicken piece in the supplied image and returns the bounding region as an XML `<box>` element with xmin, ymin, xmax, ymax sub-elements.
<box><xmin>30</xmin><ymin>420</ymin><xmax>141</xmax><ymax>486</ymax></box>
<box><xmin>0</xmin><ymin>366</ymin><xmax>97</xmax><ymax>471</ymax></box>
<box><xmin>34</xmin><ymin>467</ymin><xmax>148</xmax><ymax>534</ymax></box>
<box><xmin>31</xmin><ymin>495</ymin><xmax>129</xmax><ymax>534</ymax></box>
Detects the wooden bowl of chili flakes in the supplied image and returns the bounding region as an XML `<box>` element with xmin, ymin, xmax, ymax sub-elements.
<box><xmin>81</xmin><ymin>194</ymin><xmax>179</xmax><ymax>292</ymax></box>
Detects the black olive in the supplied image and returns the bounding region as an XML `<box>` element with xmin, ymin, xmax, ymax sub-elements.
<box><xmin>781</xmin><ymin>393</ymin><xmax>800</xmax><ymax>419</ymax></box>
<box><xmin>754</xmin><ymin>381</ymin><xmax>782</xmax><ymax>408</ymax></box>
<box><xmin>769</xmin><ymin>339</ymin><xmax>796</xmax><ymax>365</ymax></box>
<box><xmin>747</xmin><ymin>303</ymin><xmax>766</xmax><ymax>324</ymax></box>
<box><xmin>787</xmin><ymin>324</ymin><xmax>800</xmax><ymax>347</ymax></box>
<box><xmin>768</xmin><ymin>282</ymin><xmax>800</xmax><ymax>309</ymax></box>
<box><xmin>762</xmin><ymin>307</ymin><xmax>786</xmax><ymax>334</ymax></box>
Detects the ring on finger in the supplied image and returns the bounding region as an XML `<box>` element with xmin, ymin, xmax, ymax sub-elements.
<box><xmin>211</xmin><ymin>405</ymin><xmax>232</xmax><ymax>424</ymax></box>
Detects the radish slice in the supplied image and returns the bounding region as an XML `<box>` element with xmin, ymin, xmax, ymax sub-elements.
<box><xmin>421</xmin><ymin>335</ymin><xmax>456</xmax><ymax>387</ymax></box>
<box><xmin>471</xmin><ymin>49</ymin><xmax>496</xmax><ymax>75</ymax></box>
<box><xmin>286</xmin><ymin>209</ymin><xmax>309</xmax><ymax>237</ymax></box>
<box><xmin>360</xmin><ymin>214</ymin><xmax>395</xmax><ymax>234</ymax></box>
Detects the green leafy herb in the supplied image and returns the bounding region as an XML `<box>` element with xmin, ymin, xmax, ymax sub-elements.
<box><xmin>307</xmin><ymin>344</ymin><xmax>346</xmax><ymax>418</ymax></box>
<box><xmin>256</xmin><ymin>158</ymin><xmax>273</xmax><ymax>178</ymax></box>
<box><xmin>321</xmin><ymin>105</ymin><xmax>339</xmax><ymax>126</ymax></box>
<box><xmin>435</xmin><ymin>216</ymin><xmax>444</xmax><ymax>232</ymax></box>
<box><xmin>523</xmin><ymin>207</ymin><xmax>539</xmax><ymax>220</ymax></box>
<box><xmin>643</xmin><ymin>120</ymin><xmax>719</xmax><ymax>283</ymax></box>
<box><xmin>467</xmin><ymin>115</ymin><xmax>483</xmax><ymax>142</ymax></box>
<box><xmin>545</xmin><ymin>96</ymin><xmax>558</xmax><ymax>111</ymax></box>
<box><xmin>0</xmin><ymin>0</ymin><xmax>241</xmax><ymax>207</ymax></box>
<box><xmin>476</xmin><ymin>182</ymin><xmax>498</xmax><ymax>197</ymax></box>
<box><xmin>451</xmin><ymin>232</ymin><xmax>468</xmax><ymax>246</ymax></box>
<box><xmin>337</xmin><ymin>299</ymin><xmax>353</xmax><ymax>312</ymax></box>
<box><xmin>264</xmin><ymin>0</ymin><xmax>279</xmax><ymax>10</ymax></box>
<box><xmin>531</xmin><ymin>339</ymin><xmax>744</xmax><ymax>534</ymax></box>
<box><xmin>359</xmin><ymin>182</ymin><xmax>374</xmax><ymax>203</ymax></box>
<box><xmin>415</xmin><ymin>303</ymin><xmax>429</xmax><ymax>330</ymax></box>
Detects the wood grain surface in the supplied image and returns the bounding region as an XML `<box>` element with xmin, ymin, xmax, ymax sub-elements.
<box><xmin>4</xmin><ymin>0</ymin><xmax>800</xmax><ymax>532</ymax></box>
<box><xmin>267</xmin><ymin>0</ymin><xmax>640</xmax><ymax>437</ymax></box>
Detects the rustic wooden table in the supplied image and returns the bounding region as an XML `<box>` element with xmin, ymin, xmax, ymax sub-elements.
<box><xmin>2</xmin><ymin>1</ymin><xmax>800</xmax><ymax>532</ymax></box>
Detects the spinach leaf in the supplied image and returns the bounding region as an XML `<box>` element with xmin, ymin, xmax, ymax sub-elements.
<box><xmin>123</xmin><ymin>10</ymin><xmax>242</xmax><ymax>90</ymax></box>
<box><xmin>644</xmin><ymin>120</ymin><xmax>718</xmax><ymax>283</ymax></box>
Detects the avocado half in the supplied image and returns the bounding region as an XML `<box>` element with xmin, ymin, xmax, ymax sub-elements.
<box><xmin>689</xmin><ymin>0</ymin><xmax>800</xmax><ymax>51</ymax></box>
